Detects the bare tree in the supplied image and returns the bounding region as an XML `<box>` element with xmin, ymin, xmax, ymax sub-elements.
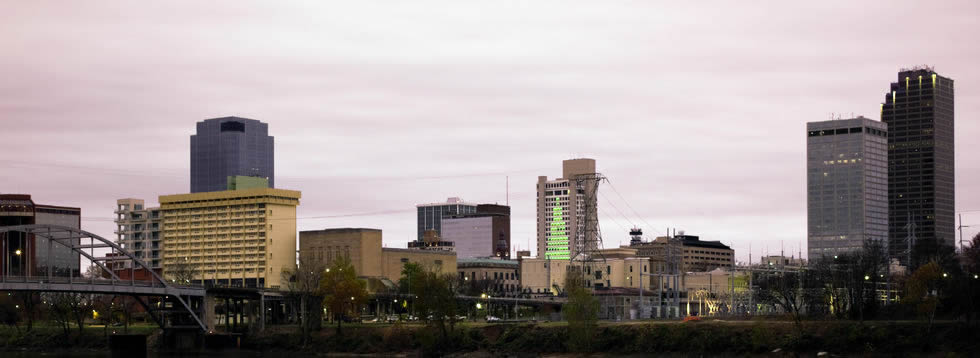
<box><xmin>49</xmin><ymin>293</ymin><xmax>87</xmax><ymax>338</ymax></box>
<box><xmin>167</xmin><ymin>257</ymin><xmax>199</xmax><ymax>285</ymax></box>
<box><xmin>91</xmin><ymin>295</ymin><xmax>114</xmax><ymax>338</ymax></box>
<box><xmin>115</xmin><ymin>295</ymin><xmax>141</xmax><ymax>333</ymax></box>
<box><xmin>754</xmin><ymin>269</ymin><xmax>818</xmax><ymax>336</ymax></box>
<box><xmin>282</xmin><ymin>256</ymin><xmax>326</xmax><ymax>345</ymax></box>
<box><xmin>13</xmin><ymin>292</ymin><xmax>40</xmax><ymax>331</ymax></box>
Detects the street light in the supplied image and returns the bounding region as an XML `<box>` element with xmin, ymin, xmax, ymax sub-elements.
<box><xmin>943</xmin><ymin>273</ymin><xmax>948</xmax><ymax>278</ymax></box>
<box><xmin>864</xmin><ymin>275</ymin><xmax>870</xmax><ymax>281</ymax></box>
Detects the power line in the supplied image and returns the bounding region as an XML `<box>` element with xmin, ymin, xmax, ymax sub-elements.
<box><xmin>599</xmin><ymin>191</ymin><xmax>635</xmax><ymax>227</ymax></box>
<box><xmin>606</xmin><ymin>178</ymin><xmax>662</xmax><ymax>236</ymax></box>
<box><xmin>82</xmin><ymin>208</ymin><xmax>417</xmax><ymax>222</ymax></box>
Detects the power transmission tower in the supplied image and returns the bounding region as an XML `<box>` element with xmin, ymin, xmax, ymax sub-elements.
<box><xmin>570</xmin><ymin>172</ymin><xmax>607</xmax><ymax>288</ymax></box>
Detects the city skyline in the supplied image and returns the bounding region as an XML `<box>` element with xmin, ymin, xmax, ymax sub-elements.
<box><xmin>3</xmin><ymin>1</ymin><xmax>980</xmax><ymax>263</ymax></box>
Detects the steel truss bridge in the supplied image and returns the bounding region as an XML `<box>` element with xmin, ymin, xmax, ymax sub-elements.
<box><xmin>0</xmin><ymin>224</ymin><xmax>207</xmax><ymax>331</ymax></box>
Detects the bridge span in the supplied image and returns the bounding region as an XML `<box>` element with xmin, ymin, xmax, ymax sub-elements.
<box><xmin>0</xmin><ymin>224</ymin><xmax>207</xmax><ymax>331</ymax></box>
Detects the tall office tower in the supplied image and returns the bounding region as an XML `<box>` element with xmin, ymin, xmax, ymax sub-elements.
<box><xmin>536</xmin><ymin>158</ymin><xmax>597</xmax><ymax>260</ymax></box>
<box><xmin>416</xmin><ymin>197</ymin><xmax>477</xmax><ymax>241</ymax></box>
<box><xmin>114</xmin><ymin>199</ymin><xmax>163</xmax><ymax>271</ymax></box>
<box><xmin>806</xmin><ymin>117</ymin><xmax>889</xmax><ymax>260</ymax></box>
<box><xmin>190</xmin><ymin>117</ymin><xmax>274</xmax><ymax>193</ymax></box>
<box><xmin>881</xmin><ymin>68</ymin><xmax>955</xmax><ymax>262</ymax></box>
<box><xmin>159</xmin><ymin>187</ymin><xmax>300</xmax><ymax>288</ymax></box>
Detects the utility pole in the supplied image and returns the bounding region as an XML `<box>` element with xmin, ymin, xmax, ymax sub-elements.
<box><xmin>730</xmin><ymin>242</ymin><xmax>735</xmax><ymax>316</ymax></box>
<box><xmin>958</xmin><ymin>214</ymin><xmax>971</xmax><ymax>251</ymax></box>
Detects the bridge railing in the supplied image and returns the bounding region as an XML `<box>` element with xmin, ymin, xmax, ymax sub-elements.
<box><xmin>0</xmin><ymin>275</ymin><xmax>165</xmax><ymax>287</ymax></box>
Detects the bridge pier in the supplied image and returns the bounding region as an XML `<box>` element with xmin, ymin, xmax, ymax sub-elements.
<box><xmin>203</xmin><ymin>294</ymin><xmax>216</xmax><ymax>332</ymax></box>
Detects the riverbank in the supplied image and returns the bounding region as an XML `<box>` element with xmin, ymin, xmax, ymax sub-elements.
<box><xmin>243</xmin><ymin>320</ymin><xmax>978</xmax><ymax>356</ymax></box>
<box><xmin>3</xmin><ymin>320</ymin><xmax>977</xmax><ymax>356</ymax></box>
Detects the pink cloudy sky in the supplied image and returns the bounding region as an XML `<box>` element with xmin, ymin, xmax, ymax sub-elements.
<box><xmin>2</xmin><ymin>1</ymin><xmax>979</xmax><ymax>263</ymax></box>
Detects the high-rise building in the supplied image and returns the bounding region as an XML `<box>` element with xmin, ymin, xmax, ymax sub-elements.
<box><xmin>536</xmin><ymin>158</ymin><xmax>597</xmax><ymax>260</ymax></box>
<box><xmin>190</xmin><ymin>117</ymin><xmax>274</xmax><ymax>193</ymax></box>
<box><xmin>881</xmin><ymin>67</ymin><xmax>955</xmax><ymax>261</ymax></box>
<box><xmin>159</xmin><ymin>187</ymin><xmax>300</xmax><ymax>288</ymax></box>
<box><xmin>114</xmin><ymin>199</ymin><xmax>163</xmax><ymax>271</ymax></box>
<box><xmin>416</xmin><ymin>197</ymin><xmax>477</xmax><ymax>241</ymax></box>
<box><xmin>440</xmin><ymin>204</ymin><xmax>511</xmax><ymax>259</ymax></box>
<box><xmin>806</xmin><ymin>117</ymin><xmax>889</xmax><ymax>260</ymax></box>
<box><xmin>1</xmin><ymin>194</ymin><xmax>80</xmax><ymax>277</ymax></box>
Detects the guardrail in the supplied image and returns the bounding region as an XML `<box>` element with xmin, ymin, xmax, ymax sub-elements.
<box><xmin>0</xmin><ymin>275</ymin><xmax>206</xmax><ymax>292</ymax></box>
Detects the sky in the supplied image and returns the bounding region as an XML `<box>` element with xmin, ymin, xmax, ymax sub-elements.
<box><xmin>2</xmin><ymin>1</ymin><xmax>980</xmax><ymax>263</ymax></box>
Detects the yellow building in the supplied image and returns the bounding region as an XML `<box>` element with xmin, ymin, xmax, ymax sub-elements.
<box><xmin>299</xmin><ymin>228</ymin><xmax>457</xmax><ymax>285</ymax></box>
<box><xmin>159</xmin><ymin>187</ymin><xmax>301</xmax><ymax>289</ymax></box>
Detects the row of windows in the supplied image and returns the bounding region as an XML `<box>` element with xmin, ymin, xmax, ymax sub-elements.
<box><xmin>808</xmin><ymin>127</ymin><xmax>887</xmax><ymax>138</ymax></box>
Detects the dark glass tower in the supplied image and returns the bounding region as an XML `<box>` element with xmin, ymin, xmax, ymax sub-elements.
<box><xmin>881</xmin><ymin>68</ymin><xmax>954</xmax><ymax>264</ymax></box>
<box><xmin>190</xmin><ymin>117</ymin><xmax>274</xmax><ymax>193</ymax></box>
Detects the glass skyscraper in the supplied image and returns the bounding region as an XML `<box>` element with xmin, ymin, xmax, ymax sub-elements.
<box><xmin>882</xmin><ymin>68</ymin><xmax>955</xmax><ymax>263</ymax></box>
<box><xmin>190</xmin><ymin>117</ymin><xmax>274</xmax><ymax>193</ymax></box>
<box><xmin>806</xmin><ymin>117</ymin><xmax>888</xmax><ymax>260</ymax></box>
<box><xmin>416</xmin><ymin>197</ymin><xmax>477</xmax><ymax>241</ymax></box>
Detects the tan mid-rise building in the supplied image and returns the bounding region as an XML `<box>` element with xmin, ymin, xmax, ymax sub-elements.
<box><xmin>159</xmin><ymin>187</ymin><xmax>301</xmax><ymax>289</ymax></box>
<box><xmin>299</xmin><ymin>228</ymin><xmax>457</xmax><ymax>284</ymax></box>
<box><xmin>631</xmin><ymin>235</ymin><xmax>733</xmax><ymax>273</ymax></box>
<box><xmin>520</xmin><ymin>247</ymin><xmax>654</xmax><ymax>295</ymax></box>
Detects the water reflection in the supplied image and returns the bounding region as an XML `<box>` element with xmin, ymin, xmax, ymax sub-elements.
<box><xmin>2</xmin><ymin>351</ymin><xmax>321</xmax><ymax>358</ymax></box>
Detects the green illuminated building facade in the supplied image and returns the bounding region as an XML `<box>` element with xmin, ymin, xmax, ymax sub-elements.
<box><xmin>536</xmin><ymin>158</ymin><xmax>596</xmax><ymax>260</ymax></box>
<box><xmin>546</xmin><ymin>196</ymin><xmax>570</xmax><ymax>259</ymax></box>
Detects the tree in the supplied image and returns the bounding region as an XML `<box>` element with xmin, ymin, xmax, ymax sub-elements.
<box><xmin>319</xmin><ymin>256</ymin><xmax>368</xmax><ymax>335</ymax></box>
<box><xmin>85</xmin><ymin>264</ymin><xmax>106</xmax><ymax>279</ymax></box>
<box><xmin>12</xmin><ymin>292</ymin><xmax>40</xmax><ymax>331</ymax></box>
<box><xmin>112</xmin><ymin>295</ymin><xmax>140</xmax><ymax>333</ymax></box>
<box><xmin>398</xmin><ymin>262</ymin><xmax>424</xmax><ymax>296</ymax></box>
<box><xmin>562</xmin><ymin>266</ymin><xmax>598</xmax><ymax>352</ymax></box>
<box><xmin>167</xmin><ymin>257</ymin><xmax>198</xmax><ymax>285</ymax></box>
<box><xmin>413</xmin><ymin>270</ymin><xmax>460</xmax><ymax>340</ymax></box>
<box><xmin>904</xmin><ymin>261</ymin><xmax>942</xmax><ymax>330</ymax></box>
<box><xmin>49</xmin><ymin>293</ymin><xmax>87</xmax><ymax>338</ymax></box>
<box><xmin>0</xmin><ymin>293</ymin><xmax>21</xmax><ymax>332</ymax></box>
<box><xmin>91</xmin><ymin>295</ymin><xmax>115</xmax><ymax>339</ymax></box>
<box><xmin>954</xmin><ymin>233</ymin><xmax>980</xmax><ymax>323</ymax></box>
<box><xmin>962</xmin><ymin>233</ymin><xmax>980</xmax><ymax>274</ymax></box>
<box><xmin>754</xmin><ymin>269</ymin><xmax>819</xmax><ymax>336</ymax></box>
<box><xmin>282</xmin><ymin>256</ymin><xmax>326</xmax><ymax>345</ymax></box>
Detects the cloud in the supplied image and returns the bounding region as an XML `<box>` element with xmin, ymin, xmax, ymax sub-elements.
<box><xmin>2</xmin><ymin>0</ymin><xmax>980</xmax><ymax>261</ymax></box>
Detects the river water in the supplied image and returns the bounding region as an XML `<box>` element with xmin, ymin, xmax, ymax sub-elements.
<box><xmin>2</xmin><ymin>351</ymin><xmax>327</xmax><ymax>358</ymax></box>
